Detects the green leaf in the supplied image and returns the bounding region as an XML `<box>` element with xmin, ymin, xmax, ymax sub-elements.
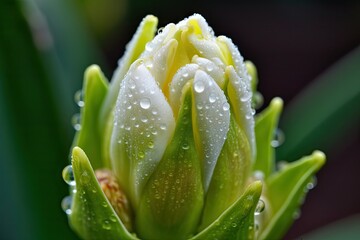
<box><xmin>259</xmin><ymin>151</ymin><xmax>326</xmax><ymax>240</ymax></box>
<box><xmin>253</xmin><ymin>98</ymin><xmax>283</xmax><ymax>178</ymax></box>
<box><xmin>192</xmin><ymin>181</ymin><xmax>262</xmax><ymax>240</ymax></box>
<box><xmin>0</xmin><ymin>1</ymin><xmax>76</xmax><ymax>239</ymax></box>
<box><xmin>70</xmin><ymin>147</ymin><xmax>137</xmax><ymax>240</ymax></box>
<box><xmin>136</xmin><ymin>86</ymin><xmax>203</xmax><ymax>240</ymax></box>
<box><xmin>278</xmin><ymin>46</ymin><xmax>360</xmax><ymax>161</ymax></box>
<box><xmin>72</xmin><ymin>65</ymin><xmax>109</xmax><ymax>169</ymax></box>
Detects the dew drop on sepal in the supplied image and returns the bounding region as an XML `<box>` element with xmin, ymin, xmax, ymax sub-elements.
<box><xmin>74</xmin><ymin>90</ymin><xmax>84</xmax><ymax>107</ymax></box>
<box><xmin>61</xmin><ymin>195</ymin><xmax>73</xmax><ymax>215</ymax></box>
<box><xmin>62</xmin><ymin>165</ymin><xmax>75</xmax><ymax>186</ymax></box>
<box><xmin>254</xmin><ymin>199</ymin><xmax>265</xmax><ymax>215</ymax></box>
<box><xmin>71</xmin><ymin>113</ymin><xmax>81</xmax><ymax>131</ymax></box>
<box><xmin>271</xmin><ymin>128</ymin><xmax>285</xmax><ymax>148</ymax></box>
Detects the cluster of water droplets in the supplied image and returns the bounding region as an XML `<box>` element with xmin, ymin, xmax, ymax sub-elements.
<box><xmin>61</xmin><ymin>165</ymin><xmax>75</xmax><ymax>215</ymax></box>
<box><xmin>71</xmin><ymin>90</ymin><xmax>85</xmax><ymax>131</ymax></box>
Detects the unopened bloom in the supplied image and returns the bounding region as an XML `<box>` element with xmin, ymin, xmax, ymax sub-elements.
<box><xmin>62</xmin><ymin>14</ymin><xmax>325</xmax><ymax>240</ymax></box>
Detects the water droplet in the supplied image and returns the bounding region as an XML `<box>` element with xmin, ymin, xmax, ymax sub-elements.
<box><xmin>159</xmin><ymin>123</ymin><xmax>166</xmax><ymax>130</ymax></box>
<box><xmin>231</xmin><ymin>222</ymin><xmax>237</xmax><ymax>228</ymax></box>
<box><xmin>62</xmin><ymin>165</ymin><xmax>75</xmax><ymax>186</ymax></box>
<box><xmin>293</xmin><ymin>210</ymin><xmax>301</xmax><ymax>219</ymax></box>
<box><xmin>252</xmin><ymin>92</ymin><xmax>264</xmax><ymax>109</ymax></box>
<box><xmin>253</xmin><ymin>170</ymin><xmax>264</xmax><ymax>181</ymax></box>
<box><xmin>307</xmin><ymin>177</ymin><xmax>317</xmax><ymax>190</ymax></box>
<box><xmin>194</xmin><ymin>80</ymin><xmax>205</xmax><ymax>93</ymax></box>
<box><xmin>271</xmin><ymin>129</ymin><xmax>285</xmax><ymax>147</ymax></box>
<box><xmin>74</xmin><ymin>90</ymin><xmax>84</xmax><ymax>107</ymax></box>
<box><xmin>71</xmin><ymin>113</ymin><xmax>81</xmax><ymax>131</ymax></box>
<box><xmin>148</xmin><ymin>141</ymin><xmax>154</xmax><ymax>149</ymax></box>
<box><xmin>222</xmin><ymin>102</ymin><xmax>230</xmax><ymax>111</ymax></box>
<box><xmin>157</xmin><ymin>27</ymin><xmax>164</xmax><ymax>34</ymax></box>
<box><xmin>209</xmin><ymin>93</ymin><xmax>217</xmax><ymax>103</ymax></box>
<box><xmin>81</xmin><ymin>171</ymin><xmax>90</xmax><ymax>184</ymax></box>
<box><xmin>206</xmin><ymin>65</ymin><xmax>214</xmax><ymax>72</ymax></box>
<box><xmin>182</xmin><ymin>143</ymin><xmax>189</xmax><ymax>150</ymax></box>
<box><xmin>102</xmin><ymin>220</ymin><xmax>111</xmax><ymax>230</ymax></box>
<box><xmin>145</xmin><ymin>44</ymin><xmax>153</xmax><ymax>52</ymax></box>
<box><xmin>255</xmin><ymin>199</ymin><xmax>265</xmax><ymax>215</ymax></box>
<box><xmin>138</xmin><ymin>151</ymin><xmax>145</xmax><ymax>159</ymax></box>
<box><xmin>61</xmin><ymin>195</ymin><xmax>72</xmax><ymax>215</ymax></box>
<box><xmin>140</xmin><ymin>98</ymin><xmax>151</xmax><ymax>109</ymax></box>
<box><xmin>240</xmin><ymin>91</ymin><xmax>252</xmax><ymax>102</ymax></box>
<box><xmin>108</xmin><ymin>215</ymin><xmax>116</xmax><ymax>223</ymax></box>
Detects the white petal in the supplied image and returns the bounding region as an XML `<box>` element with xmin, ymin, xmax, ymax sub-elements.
<box><xmin>110</xmin><ymin>61</ymin><xmax>175</xmax><ymax>205</ymax></box>
<box><xmin>100</xmin><ymin>15</ymin><xmax>158</xmax><ymax>128</ymax></box>
<box><xmin>217</xmin><ymin>36</ymin><xmax>252</xmax><ymax>94</ymax></box>
<box><xmin>144</xmin><ymin>39</ymin><xmax>178</xmax><ymax>88</ymax></box>
<box><xmin>227</xmin><ymin>66</ymin><xmax>256</xmax><ymax>159</ymax></box>
<box><xmin>192</xmin><ymin>55</ymin><xmax>226</xmax><ymax>88</ymax></box>
<box><xmin>192</xmin><ymin>70</ymin><xmax>230</xmax><ymax>192</ymax></box>
<box><xmin>169</xmin><ymin>63</ymin><xmax>199</xmax><ymax>116</ymax></box>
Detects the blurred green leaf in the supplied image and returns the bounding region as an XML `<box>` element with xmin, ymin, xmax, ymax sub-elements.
<box><xmin>299</xmin><ymin>214</ymin><xmax>360</xmax><ymax>240</ymax></box>
<box><xmin>278</xmin><ymin>46</ymin><xmax>360</xmax><ymax>161</ymax></box>
<box><xmin>0</xmin><ymin>0</ymin><xmax>76</xmax><ymax>239</ymax></box>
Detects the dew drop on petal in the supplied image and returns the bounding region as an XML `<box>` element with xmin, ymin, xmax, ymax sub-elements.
<box><xmin>209</xmin><ymin>92</ymin><xmax>217</xmax><ymax>103</ymax></box>
<box><xmin>62</xmin><ymin>165</ymin><xmax>75</xmax><ymax>186</ymax></box>
<box><xmin>222</xmin><ymin>102</ymin><xmax>230</xmax><ymax>111</ymax></box>
<box><xmin>61</xmin><ymin>195</ymin><xmax>73</xmax><ymax>215</ymax></box>
<box><xmin>254</xmin><ymin>199</ymin><xmax>265</xmax><ymax>215</ymax></box>
<box><xmin>140</xmin><ymin>98</ymin><xmax>151</xmax><ymax>109</ymax></box>
<box><xmin>194</xmin><ymin>80</ymin><xmax>205</xmax><ymax>93</ymax></box>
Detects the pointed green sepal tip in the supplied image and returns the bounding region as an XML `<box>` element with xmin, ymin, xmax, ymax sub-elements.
<box><xmin>260</xmin><ymin>150</ymin><xmax>326</xmax><ymax>240</ymax></box>
<box><xmin>192</xmin><ymin>181</ymin><xmax>262</xmax><ymax>240</ymax></box>
<box><xmin>69</xmin><ymin>147</ymin><xmax>138</xmax><ymax>240</ymax></box>
<box><xmin>253</xmin><ymin>97</ymin><xmax>283</xmax><ymax>178</ymax></box>
<box><xmin>72</xmin><ymin>65</ymin><xmax>109</xmax><ymax>170</ymax></box>
<box><xmin>245</xmin><ymin>60</ymin><xmax>258</xmax><ymax>92</ymax></box>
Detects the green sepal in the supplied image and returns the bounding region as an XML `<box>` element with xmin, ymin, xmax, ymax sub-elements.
<box><xmin>72</xmin><ymin>65</ymin><xmax>109</xmax><ymax>169</ymax></box>
<box><xmin>69</xmin><ymin>147</ymin><xmax>137</xmax><ymax>240</ymax></box>
<box><xmin>245</xmin><ymin>61</ymin><xmax>258</xmax><ymax>93</ymax></box>
<box><xmin>192</xmin><ymin>181</ymin><xmax>262</xmax><ymax>240</ymax></box>
<box><xmin>136</xmin><ymin>85</ymin><xmax>204</xmax><ymax>240</ymax></box>
<box><xmin>259</xmin><ymin>151</ymin><xmax>326</xmax><ymax>240</ymax></box>
<box><xmin>253</xmin><ymin>98</ymin><xmax>283</xmax><ymax>178</ymax></box>
<box><xmin>199</xmin><ymin>114</ymin><xmax>251</xmax><ymax>230</ymax></box>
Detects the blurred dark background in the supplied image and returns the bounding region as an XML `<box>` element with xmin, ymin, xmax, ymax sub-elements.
<box><xmin>0</xmin><ymin>0</ymin><xmax>359</xmax><ymax>239</ymax></box>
